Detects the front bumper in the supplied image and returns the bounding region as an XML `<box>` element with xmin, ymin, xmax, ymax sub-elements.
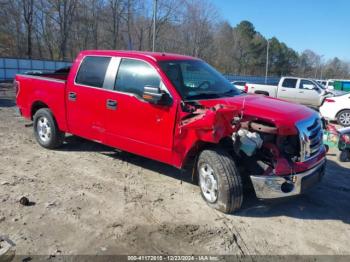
<box><xmin>250</xmin><ymin>160</ymin><xmax>326</xmax><ymax>199</ymax></box>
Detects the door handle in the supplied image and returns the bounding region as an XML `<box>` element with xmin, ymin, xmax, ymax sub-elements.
<box><xmin>68</xmin><ymin>92</ymin><xmax>77</xmax><ymax>101</ymax></box>
<box><xmin>299</xmin><ymin>91</ymin><xmax>304</xmax><ymax>93</ymax></box>
<box><xmin>281</xmin><ymin>89</ymin><xmax>287</xmax><ymax>92</ymax></box>
<box><xmin>106</xmin><ymin>99</ymin><xmax>117</xmax><ymax>110</ymax></box>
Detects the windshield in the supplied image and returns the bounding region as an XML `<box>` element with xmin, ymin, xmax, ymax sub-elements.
<box><xmin>158</xmin><ymin>60</ymin><xmax>241</xmax><ymax>100</ymax></box>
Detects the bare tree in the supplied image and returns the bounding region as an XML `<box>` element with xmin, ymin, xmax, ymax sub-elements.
<box><xmin>108</xmin><ymin>0</ymin><xmax>126</xmax><ymax>49</ymax></box>
<box><xmin>22</xmin><ymin>0</ymin><xmax>34</xmax><ymax>58</ymax></box>
<box><xmin>48</xmin><ymin>0</ymin><xmax>77</xmax><ymax>59</ymax></box>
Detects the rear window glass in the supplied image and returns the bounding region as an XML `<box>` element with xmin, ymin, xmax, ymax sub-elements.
<box><xmin>76</xmin><ymin>56</ymin><xmax>111</xmax><ymax>87</ymax></box>
<box><xmin>282</xmin><ymin>78</ymin><xmax>297</xmax><ymax>88</ymax></box>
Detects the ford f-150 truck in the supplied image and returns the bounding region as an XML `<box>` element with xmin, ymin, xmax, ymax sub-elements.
<box><xmin>15</xmin><ymin>50</ymin><xmax>326</xmax><ymax>213</ymax></box>
<box><xmin>245</xmin><ymin>77</ymin><xmax>337</xmax><ymax>108</ymax></box>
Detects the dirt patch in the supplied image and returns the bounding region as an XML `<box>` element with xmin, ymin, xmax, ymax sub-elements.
<box><xmin>0</xmin><ymin>86</ymin><xmax>350</xmax><ymax>255</ymax></box>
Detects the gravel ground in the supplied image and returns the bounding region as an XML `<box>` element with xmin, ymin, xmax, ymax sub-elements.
<box><xmin>0</xmin><ymin>84</ymin><xmax>350</xmax><ymax>257</ymax></box>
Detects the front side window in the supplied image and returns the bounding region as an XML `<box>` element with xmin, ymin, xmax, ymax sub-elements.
<box><xmin>115</xmin><ymin>59</ymin><xmax>161</xmax><ymax>97</ymax></box>
<box><xmin>158</xmin><ymin>60</ymin><xmax>240</xmax><ymax>100</ymax></box>
<box><xmin>282</xmin><ymin>78</ymin><xmax>297</xmax><ymax>88</ymax></box>
<box><xmin>75</xmin><ymin>56</ymin><xmax>111</xmax><ymax>87</ymax></box>
<box><xmin>299</xmin><ymin>80</ymin><xmax>317</xmax><ymax>90</ymax></box>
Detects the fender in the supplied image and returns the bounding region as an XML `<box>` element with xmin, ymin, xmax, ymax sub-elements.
<box><xmin>172</xmin><ymin>104</ymin><xmax>240</xmax><ymax>168</ymax></box>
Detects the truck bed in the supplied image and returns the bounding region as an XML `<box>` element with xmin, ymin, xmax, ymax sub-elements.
<box><xmin>246</xmin><ymin>83</ymin><xmax>277</xmax><ymax>97</ymax></box>
<box><xmin>15</xmin><ymin>74</ymin><xmax>68</xmax><ymax>131</ymax></box>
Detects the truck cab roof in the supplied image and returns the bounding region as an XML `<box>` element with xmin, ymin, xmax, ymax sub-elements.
<box><xmin>79</xmin><ymin>50</ymin><xmax>199</xmax><ymax>62</ymax></box>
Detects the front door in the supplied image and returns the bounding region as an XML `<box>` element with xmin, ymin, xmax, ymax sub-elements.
<box><xmin>296</xmin><ymin>80</ymin><xmax>322</xmax><ymax>107</ymax></box>
<box><xmin>104</xmin><ymin>58</ymin><xmax>177</xmax><ymax>165</ymax></box>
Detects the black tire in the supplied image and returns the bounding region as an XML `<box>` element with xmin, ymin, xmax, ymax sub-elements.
<box><xmin>337</xmin><ymin>110</ymin><xmax>350</xmax><ymax>127</ymax></box>
<box><xmin>339</xmin><ymin>150</ymin><xmax>350</xmax><ymax>162</ymax></box>
<box><xmin>197</xmin><ymin>148</ymin><xmax>243</xmax><ymax>214</ymax></box>
<box><xmin>33</xmin><ymin>108</ymin><xmax>65</xmax><ymax>149</ymax></box>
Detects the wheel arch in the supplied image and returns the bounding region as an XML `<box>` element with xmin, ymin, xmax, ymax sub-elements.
<box><xmin>31</xmin><ymin>101</ymin><xmax>49</xmax><ymax>120</ymax></box>
<box><xmin>181</xmin><ymin>136</ymin><xmax>234</xmax><ymax>180</ymax></box>
<box><xmin>336</xmin><ymin>108</ymin><xmax>350</xmax><ymax>118</ymax></box>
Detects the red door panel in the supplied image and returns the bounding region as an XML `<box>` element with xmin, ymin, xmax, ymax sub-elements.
<box><xmin>104</xmin><ymin>92</ymin><xmax>177</xmax><ymax>164</ymax></box>
<box><xmin>66</xmin><ymin>85</ymin><xmax>107</xmax><ymax>142</ymax></box>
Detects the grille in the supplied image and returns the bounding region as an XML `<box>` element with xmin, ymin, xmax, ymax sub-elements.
<box><xmin>296</xmin><ymin>115</ymin><xmax>323</xmax><ymax>162</ymax></box>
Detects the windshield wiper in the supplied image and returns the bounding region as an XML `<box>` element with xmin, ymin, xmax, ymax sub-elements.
<box><xmin>220</xmin><ymin>89</ymin><xmax>238</xmax><ymax>96</ymax></box>
<box><xmin>185</xmin><ymin>89</ymin><xmax>239</xmax><ymax>100</ymax></box>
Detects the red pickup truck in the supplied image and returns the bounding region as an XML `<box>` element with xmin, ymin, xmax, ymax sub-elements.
<box><xmin>15</xmin><ymin>50</ymin><xmax>326</xmax><ymax>213</ymax></box>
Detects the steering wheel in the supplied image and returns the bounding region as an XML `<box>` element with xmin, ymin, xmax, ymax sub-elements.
<box><xmin>197</xmin><ymin>81</ymin><xmax>211</xmax><ymax>90</ymax></box>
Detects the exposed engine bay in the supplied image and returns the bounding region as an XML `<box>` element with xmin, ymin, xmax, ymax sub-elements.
<box><xmin>232</xmin><ymin>118</ymin><xmax>301</xmax><ymax>177</ymax></box>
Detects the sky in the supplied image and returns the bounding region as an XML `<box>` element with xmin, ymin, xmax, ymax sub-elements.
<box><xmin>210</xmin><ymin>0</ymin><xmax>350</xmax><ymax>61</ymax></box>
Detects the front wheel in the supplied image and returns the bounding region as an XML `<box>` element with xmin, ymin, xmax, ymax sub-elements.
<box><xmin>197</xmin><ymin>148</ymin><xmax>243</xmax><ymax>214</ymax></box>
<box><xmin>337</xmin><ymin>110</ymin><xmax>350</xmax><ymax>127</ymax></box>
<box><xmin>33</xmin><ymin>108</ymin><xmax>65</xmax><ymax>149</ymax></box>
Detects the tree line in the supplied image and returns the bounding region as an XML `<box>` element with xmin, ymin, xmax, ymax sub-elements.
<box><xmin>0</xmin><ymin>0</ymin><xmax>349</xmax><ymax>79</ymax></box>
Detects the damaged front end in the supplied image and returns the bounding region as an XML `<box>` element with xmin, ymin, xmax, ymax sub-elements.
<box><xmin>233</xmin><ymin>113</ymin><xmax>326</xmax><ymax>199</ymax></box>
<box><xmin>177</xmin><ymin>100</ymin><xmax>326</xmax><ymax>200</ymax></box>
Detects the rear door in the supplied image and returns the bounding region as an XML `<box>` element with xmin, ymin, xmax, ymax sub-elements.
<box><xmin>66</xmin><ymin>56</ymin><xmax>113</xmax><ymax>142</ymax></box>
<box><xmin>103</xmin><ymin>58</ymin><xmax>178</xmax><ymax>164</ymax></box>
<box><xmin>296</xmin><ymin>79</ymin><xmax>322</xmax><ymax>107</ymax></box>
<box><xmin>277</xmin><ymin>78</ymin><xmax>298</xmax><ymax>103</ymax></box>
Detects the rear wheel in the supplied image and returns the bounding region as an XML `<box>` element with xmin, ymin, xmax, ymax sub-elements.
<box><xmin>197</xmin><ymin>148</ymin><xmax>243</xmax><ymax>214</ymax></box>
<box><xmin>337</xmin><ymin>110</ymin><xmax>350</xmax><ymax>127</ymax></box>
<box><xmin>33</xmin><ymin>108</ymin><xmax>65</xmax><ymax>149</ymax></box>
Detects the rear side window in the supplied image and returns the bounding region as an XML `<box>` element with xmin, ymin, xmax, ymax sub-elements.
<box><xmin>115</xmin><ymin>59</ymin><xmax>160</xmax><ymax>97</ymax></box>
<box><xmin>282</xmin><ymin>78</ymin><xmax>297</xmax><ymax>88</ymax></box>
<box><xmin>76</xmin><ymin>56</ymin><xmax>111</xmax><ymax>87</ymax></box>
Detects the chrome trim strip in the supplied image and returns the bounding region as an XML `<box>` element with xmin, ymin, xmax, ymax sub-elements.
<box><xmin>296</xmin><ymin>115</ymin><xmax>323</xmax><ymax>162</ymax></box>
<box><xmin>103</xmin><ymin>57</ymin><xmax>121</xmax><ymax>90</ymax></box>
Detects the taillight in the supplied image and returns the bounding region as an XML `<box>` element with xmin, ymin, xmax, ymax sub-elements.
<box><xmin>325</xmin><ymin>98</ymin><xmax>335</xmax><ymax>103</ymax></box>
<box><xmin>14</xmin><ymin>80</ymin><xmax>20</xmax><ymax>97</ymax></box>
<box><xmin>244</xmin><ymin>84</ymin><xmax>248</xmax><ymax>93</ymax></box>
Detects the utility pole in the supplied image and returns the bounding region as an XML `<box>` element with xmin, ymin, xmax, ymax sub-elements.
<box><xmin>265</xmin><ymin>39</ymin><xmax>270</xmax><ymax>84</ymax></box>
<box><xmin>152</xmin><ymin>0</ymin><xmax>158</xmax><ymax>52</ymax></box>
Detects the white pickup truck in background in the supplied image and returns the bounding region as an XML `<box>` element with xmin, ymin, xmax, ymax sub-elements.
<box><xmin>245</xmin><ymin>77</ymin><xmax>337</xmax><ymax>107</ymax></box>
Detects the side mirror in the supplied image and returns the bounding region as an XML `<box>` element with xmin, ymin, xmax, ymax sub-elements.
<box><xmin>143</xmin><ymin>86</ymin><xmax>172</xmax><ymax>106</ymax></box>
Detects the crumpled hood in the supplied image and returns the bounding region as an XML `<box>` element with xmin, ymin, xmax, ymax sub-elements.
<box><xmin>197</xmin><ymin>94</ymin><xmax>318</xmax><ymax>135</ymax></box>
